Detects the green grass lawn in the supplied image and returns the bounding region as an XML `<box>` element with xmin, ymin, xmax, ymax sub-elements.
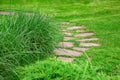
<box><xmin>0</xmin><ymin>0</ymin><xmax>120</xmax><ymax>80</ymax></box>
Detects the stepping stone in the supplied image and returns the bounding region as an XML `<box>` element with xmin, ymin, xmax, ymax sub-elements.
<box><xmin>80</xmin><ymin>42</ymin><xmax>100</xmax><ymax>47</ymax></box>
<box><xmin>0</xmin><ymin>11</ymin><xmax>14</xmax><ymax>15</ymax></box>
<box><xmin>67</xmin><ymin>26</ymin><xmax>86</xmax><ymax>30</ymax></box>
<box><xmin>73</xmin><ymin>47</ymin><xmax>88</xmax><ymax>51</ymax></box>
<box><xmin>78</xmin><ymin>38</ymin><xmax>99</xmax><ymax>42</ymax></box>
<box><xmin>62</xmin><ymin>22</ymin><xmax>70</xmax><ymax>25</ymax></box>
<box><xmin>64</xmin><ymin>37</ymin><xmax>74</xmax><ymax>41</ymax></box>
<box><xmin>54</xmin><ymin>48</ymin><xmax>82</xmax><ymax>56</ymax></box>
<box><xmin>76</xmin><ymin>30</ymin><xmax>86</xmax><ymax>33</ymax></box>
<box><xmin>76</xmin><ymin>33</ymin><xmax>94</xmax><ymax>37</ymax></box>
<box><xmin>59</xmin><ymin>42</ymin><xmax>74</xmax><ymax>47</ymax></box>
<box><xmin>64</xmin><ymin>32</ymin><xmax>72</xmax><ymax>36</ymax></box>
<box><xmin>62</xmin><ymin>30</ymin><xmax>67</xmax><ymax>32</ymax></box>
<box><xmin>57</xmin><ymin>57</ymin><xmax>74</xmax><ymax>62</ymax></box>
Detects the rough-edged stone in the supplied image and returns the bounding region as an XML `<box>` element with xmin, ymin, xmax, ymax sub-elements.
<box><xmin>0</xmin><ymin>11</ymin><xmax>14</xmax><ymax>15</ymax></box>
<box><xmin>64</xmin><ymin>37</ymin><xmax>74</xmax><ymax>41</ymax></box>
<box><xmin>76</xmin><ymin>33</ymin><xmax>94</xmax><ymax>37</ymax></box>
<box><xmin>76</xmin><ymin>30</ymin><xmax>86</xmax><ymax>33</ymax></box>
<box><xmin>54</xmin><ymin>48</ymin><xmax>82</xmax><ymax>56</ymax></box>
<box><xmin>73</xmin><ymin>47</ymin><xmax>88</xmax><ymax>51</ymax></box>
<box><xmin>62</xmin><ymin>30</ymin><xmax>67</xmax><ymax>32</ymax></box>
<box><xmin>59</xmin><ymin>42</ymin><xmax>74</xmax><ymax>47</ymax></box>
<box><xmin>79</xmin><ymin>38</ymin><xmax>99</xmax><ymax>42</ymax></box>
<box><xmin>62</xmin><ymin>22</ymin><xmax>70</xmax><ymax>25</ymax></box>
<box><xmin>57</xmin><ymin>57</ymin><xmax>74</xmax><ymax>62</ymax></box>
<box><xmin>64</xmin><ymin>32</ymin><xmax>72</xmax><ymax>36</ymax></box>
<box><xmin>67</xmin><ymin>26</ymin><xmax>86</xmax><ymax>30</ymax></box>
<box><xmin>80</xmin><ymin>42</ymin><xmax>100</xmax><ymax>47</ymax></box>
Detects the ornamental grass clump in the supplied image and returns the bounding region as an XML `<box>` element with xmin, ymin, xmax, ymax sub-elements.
<box><xmin>0</xmin><ymin>12</ymin><xmax>62</xmax><ymax>80</ymax></box>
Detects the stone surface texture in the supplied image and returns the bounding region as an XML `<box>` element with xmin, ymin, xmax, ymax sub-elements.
<box><xmin>59</xmin><ymin>42</ymin><xmax>74</xmax><ymax>47</ymax></box>
<box><xmin>80</xmin><ymin>42</ymin><xmax>100</xmax><ymax>47</ymax></box>
<box><xmin>57</xmin><ymin>57</ymin><xmax>74</xmax><ymax>62</ymax></box>
<box><xmin>54</xmin><ymin>48</ymin><xmax>82</xmax><ymax>56</ymax></box>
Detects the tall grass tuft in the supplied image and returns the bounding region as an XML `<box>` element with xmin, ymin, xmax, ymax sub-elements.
<box><xmin>0</xmin><ymin>12</ymin><xmax>62</xmax><ymax>80</ymax></box>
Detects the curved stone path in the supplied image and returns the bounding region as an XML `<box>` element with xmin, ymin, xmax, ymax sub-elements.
<box><xmin>54</xmin><ymin>22</ymin><xmax>100</xmax><ymax>62</ymax></box>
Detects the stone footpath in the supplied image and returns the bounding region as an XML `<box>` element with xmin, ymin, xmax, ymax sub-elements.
<box><xmin>54</xmin><ymin>22</ymin><xmax>100</xmax><ymax>62</ymax></box>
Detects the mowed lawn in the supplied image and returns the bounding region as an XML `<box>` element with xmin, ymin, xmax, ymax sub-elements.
<box><xmin>0</xmin><ymin>0</ymin><xmax>120</xmax><ymax>80</ymax></box>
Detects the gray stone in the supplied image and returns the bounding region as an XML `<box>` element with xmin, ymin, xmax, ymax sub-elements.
<box><xmin>79</xmin><ymin>38</ymin><xmax>99</xmax><ymax>42</ymax></box>
<box><xmin>62</xmin><ymin>22</ymin><xmax>70</xmax><ymax>25</ymax></box>
<box><xmin>76</xmin><ymin>30</ymin><xmax>86</xmax><ymax>33</ymax></box>
<box><xmin>67</xmin><ymin>26</ymin><xmax>86</xmax><ymax>30</ymax></box>
<box><xmin>73</xmin><ymin>47</ymin><xmax>88</xmax><ymax>51</ymax></box>
<box><xmin>54</xmin><ymin>48</ymin><xmax>82</xmax><ymax>56</ymax></box>
<box><xmin>80</xmin><ymin>42</ymin><xmax>100</xmax><ymax>47</ymax></box>
<box><xmin>76</xmin><ymin>33</ymin><xmax>94</xmax><ymax>37</ymax></box>
<box><xmin>0</xmin><ymin>11</ymin><xmax>14</xmax><ymax>15</ymax></box>
<box><xmin>64</xmin><ymin>37</ymin><xmax>74</xmax><ymax>41</ymax></box>
<box><xmin>64</xmin><ymin>32</ymin><xmax>72</xmax><ymax>36</ymax></box>
<box><xmin>59</xmin><ymin>42</ymin><xmax>74</xmax><ymax>47</ymax></box>
<box><xmin>57</xmin><ymin>57</ymin><xmax>74</xmax><ymax>62</ymax></box>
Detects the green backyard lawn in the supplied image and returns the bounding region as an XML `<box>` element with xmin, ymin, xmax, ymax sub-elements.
<box><xmin>0</xmin><ymin>0</ymin><xmax>120</xmax><ymax>80</ymax></box>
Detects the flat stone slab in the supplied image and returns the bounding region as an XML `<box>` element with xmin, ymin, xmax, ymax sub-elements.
<box><xmin>0</xmin><ymin>11</ymin><xmax>33</xmax><ymax>16</ymax></box>
<box><xmin>79</xmin><ymin>38</ymin><xmax>99</xmax><ymax>42</ymax></box>
<box><xmin>62</xmin><ymin>30</ymin><xmax>67</xmax><ymax>32</ymax></box>
<box><xmin>64</xmin><ymin>32</ymin><xmax>72</xmax><ymax>36</ymax></box>
<box><xmin>76</xmin><ymin>30</ymin><xmax>86</xmax><ymax>33</ymax></box>
<box><xmin>64</xmin><ymin>37</ymin><xmax>74</xmax><ymax>41</ymax></box>
<box><xmin>80</xmin><ymin>42</ymin><xmax>100</xmax><ymax>47</ymax></box>
<box><xmin>73</xmin><ymin>47</ymin><xmax>88</xmax><ymax>51</ymax></box>
<box><xmin>67</xmin><ymin>26</ymin><xmax>86</xmax><ymax>30</ymax></box>
<box><xmin>59</xmin><ymin>42</ymin><xmax>74</xmax><ymax>47</ymax></box>
<box><xmin>57</xmin><ymin>57</ymin><xmax>74</xmax><ymax>62</ymax></box>
<box><xmin>0</xmin><ymin>11</ymin><xmax>14</xmax><ymax>15</ymax></box>
<box><xmin>76</xmin><ymin>33</ymin><xmax>94</xmax><ymax>37</ymax></box>
<box><xmin>62</xmin><ymin>22</ymin><xmax>70</xmax><ymax>25</ymax></box>
<box><xmin>54</xmin><ymin>48</ymin><xmax>82</xmax><ymax>56</ymax></box>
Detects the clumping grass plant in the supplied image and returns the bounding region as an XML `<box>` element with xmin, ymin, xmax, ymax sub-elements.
<box><xmin>0</xmin><ymin>12</ymin><xmax>62</xmax><ymax>80</ymax></box>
